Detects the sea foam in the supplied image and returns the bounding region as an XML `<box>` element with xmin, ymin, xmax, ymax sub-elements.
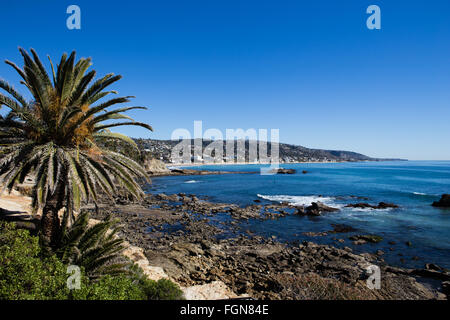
<box><xmin>256</xmin><ymin>194</ymin><xmax>396</xmax><ymax>212</ymax></box>
<box><xmin>257</xmin><ymin>194</ymin><xmax>341</xmax><ymax>207</ymax></box>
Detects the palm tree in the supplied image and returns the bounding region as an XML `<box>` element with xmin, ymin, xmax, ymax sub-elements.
<box><xmin>0</xmin><ymin>48</ymin><xmax>152</xmax><ymax>250</ymax></box>
<box><xmin>57</xmin><ymin>211</ymin><xmax>128</xmax><ymax>279</ymax></box>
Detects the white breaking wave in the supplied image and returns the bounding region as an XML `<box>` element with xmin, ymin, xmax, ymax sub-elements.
<box><xmin>413</xmin><ymin>192</ymin><xmax>427</xmax><ymax>195</ymax></box>
<box><xmin>185</xmin><ymin>180</ymin><xmax>199</xmax><ymax>184</ymax></box>
<box><xmin>257</xmin><ymin>194</ymin><xmax>342</xmax><ymax>208</ymax></box>
<box><xmin>347</xmin><ymin>207</ymin><xmax>392</xmax><ymax>213</ymax></box>
<box><xmin>257</xmin><ymin>194</ymin><xmax>396</xmax><ymax>212</ymax></box>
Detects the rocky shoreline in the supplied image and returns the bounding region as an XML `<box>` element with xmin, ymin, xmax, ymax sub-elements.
<box><xmin>2</xmin><ymin>177</ymin><xmax>448</xmax><ymax>300</ymax></box>
<box><xmin>148</xmin><ymin>168</ymin><xmax>257</xmax><ymax>177</ymax></box>
<box><xmin>87</xmin><ymin>192</ymin><xmax>449</xmax><ymax>300</ymax></box>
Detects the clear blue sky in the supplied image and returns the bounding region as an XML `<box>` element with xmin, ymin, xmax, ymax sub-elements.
<box><xmin>1</xmin><ymin>0</ymin><xmax>449</xmax><ymax>160</ymax></box>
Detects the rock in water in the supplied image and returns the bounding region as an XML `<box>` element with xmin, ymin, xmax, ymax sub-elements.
<box><xmin>271</xmin><ymin>168</ymin><xmax>296</xmax><ymax>174</ymax></box>
<box><xmin>348</xmin><ymin>234</ymin><xmax>383</xmax><ymax>243</ymax></box>
<box><xmin>432</xmin><ymin>194</ymin><xmax>450</xmax><ymax>208</ymax></box>
<box><xmin>294</xmin><ymin>206</ymin><xmax>306</xmax><ymax>215</ymax></box>
<box><xmin>345</xmin><ymin>202</ymin><xmax>399</xmax><ymax>209</ymax></box>
<box><xmin>377</xmin><ymin>202</ymin><xmax>399</xmax><ymax>209</ymax></box>
<box><xmin>330</xmin><ymin>224</ymin><xmax>356</xmax><ymax>233</ymax></box>
<box><xmin>303</xmin><ymin>201</ymin><xmax>340</xmax><ymax>216</ymax></box>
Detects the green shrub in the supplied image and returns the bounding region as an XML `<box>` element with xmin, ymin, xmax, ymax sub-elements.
<box><xmin>0</xmin><ymin>221</ymin><xmax>69</xmax><ymax>299</ymax></box>
<box><xmin>0</xmin><ymin>221</ymin><xmax>183</xmax><ymax>300</ymax></box>
<box><xmin>128</xmin><ymin>262</ymin><xmax>184</xmax><ymax>300</ymax></box>
<box><xmin>71</xmin><ymin>275</ymin><xmax>145</xmax><ymax>300</ymax></box>
<box><xmin>139</xmin><ymin>278</ymin><xmax>184</xmax><ymax>300</ymax></box>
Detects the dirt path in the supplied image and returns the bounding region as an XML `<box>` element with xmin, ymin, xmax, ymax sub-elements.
<box><xmin>0</xmin><ymin>188</ymin><xmax>32</xmax><ymax>216</ymax></box>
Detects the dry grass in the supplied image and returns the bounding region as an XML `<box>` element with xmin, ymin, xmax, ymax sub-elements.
<box><xmin>274</xmin><ymin>272</ymin><xmax>394</xmax><ymax>300</ymax></box>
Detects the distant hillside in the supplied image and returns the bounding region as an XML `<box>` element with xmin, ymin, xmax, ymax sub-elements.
<box><xmin>134</xmin><ymin>138</ymin><xmax>405</xmax><ymax>164</ymax></box>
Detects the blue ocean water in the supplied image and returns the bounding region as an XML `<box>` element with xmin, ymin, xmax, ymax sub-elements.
<box><xmin>145</xmin><ymin>161</ymin><xmax>450</xmax><ymax>269</ymax></box>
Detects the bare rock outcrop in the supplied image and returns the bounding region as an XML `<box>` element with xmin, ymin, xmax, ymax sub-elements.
<box><xmin>182</xmin><ymin>281</ymin><xmax>242</xmax><ymax>300</ymax></box>
<box><xmin>144</xmin><ymin>158</ymin><xmax>170</xmax><ymax>174</ymax></box>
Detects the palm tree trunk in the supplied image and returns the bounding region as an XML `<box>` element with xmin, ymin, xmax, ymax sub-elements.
<box><xmin>41</xmin><ymin>184</ymin><xmax>64</xmax><ymax>249</ymax></box>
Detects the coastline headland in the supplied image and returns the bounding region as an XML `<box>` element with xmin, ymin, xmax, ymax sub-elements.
<box><xmin>135</xmin><ymin>138</ymin><xmax>406</xmax><ymax>166</ymax></box>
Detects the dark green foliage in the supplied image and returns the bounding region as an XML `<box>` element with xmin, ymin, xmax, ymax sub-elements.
<box><xmin>139</xmin><ymin>278</ymin><xmax>185</xmax><ymax>300</ymax></box>
<box><xmin>129</xmin><ymin>262</ymin><xmax>185</xmax><ymax>300</ymax></box>
<box><xmin>0</xmin><ymin>221</ymin><xmax>69</xmax><ymax>299</ymax></box>
<box><xmin>99</xmin><ymin>138</ymin><xmax>145</xmax><ymax>164</ymax></box>
<box><xmin>71</xmin><ymin>274</ymin><xmax>146</xmax><ymax>300</ymax></box>
<box><xmin>0</xmin><ymin>221</ymin><xmax>183</xmax><ymax>300</ymax></box>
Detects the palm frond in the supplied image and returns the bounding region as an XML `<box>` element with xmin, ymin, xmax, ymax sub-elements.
<box><xmin>0</xmin><ymin>48</ymin><xmax>152</xmax><ymax>252</ymax></box>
